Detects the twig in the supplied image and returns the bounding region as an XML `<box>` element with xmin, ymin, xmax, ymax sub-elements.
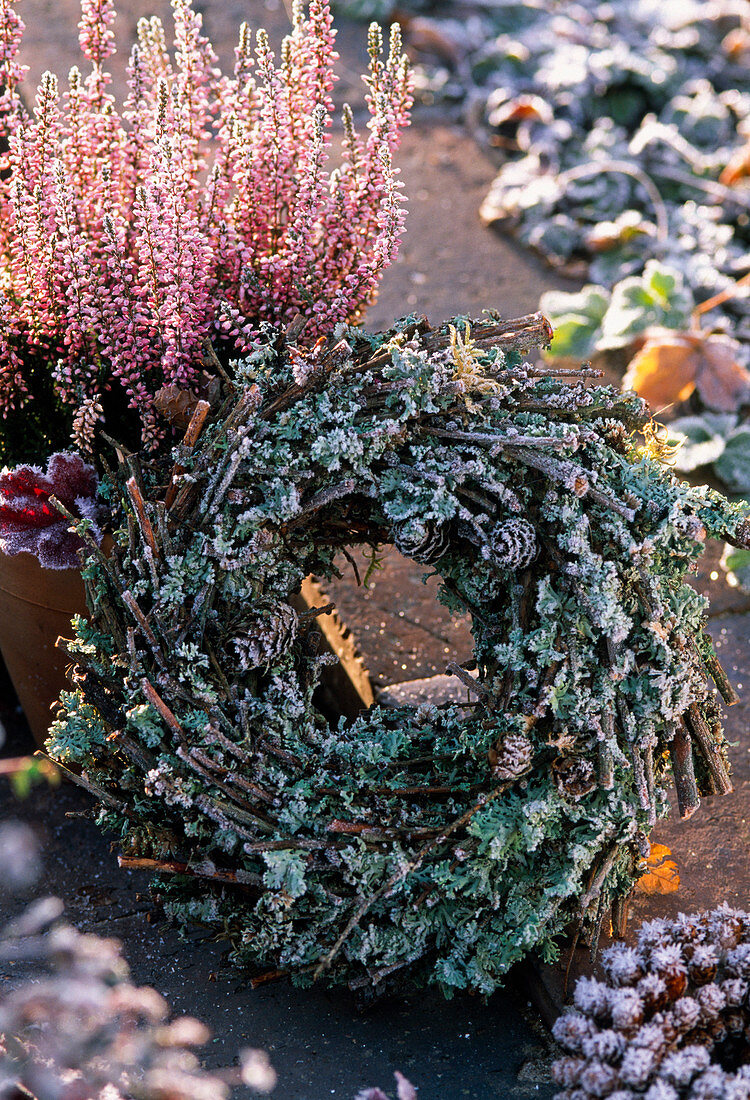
<box><xmin>118</xmin><ymin>855</ymin><xmax>262</xmax><ymax>889</ymax></box>
<box><xmin>126</xmin><ymin>477</ymin><xmax>159</xmax><ymax>561</ymax></box>
<box><xmin>314</xmin><ymin>772</ymin><xmax>530</xmax><ymax>980</ymax></box>
<box><xmin>140</xmin><ymin>678</ymin><xmax>187</xmax><ymax>744</ymax></box>
<box><xmin>165</xmin><ymin>399</ymin><xmax>212</xmax><ymax>509</ymax></box>
<box><xmin>669</xmin><ymin>723</ymin><xmax>701</xmax><ymax>819</ymax></box>
<box><xmin>445</xmin><ymin>661</ymin><xmax>488</xmax><ymax>697</ymax></box>
<box><xmin>122</xmin><ymin>594</ymin><xmax>165</xmax><ymax>666</ymax></box>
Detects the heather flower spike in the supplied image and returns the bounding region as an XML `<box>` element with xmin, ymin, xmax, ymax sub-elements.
<box><xmin>0</xmin><ymin>0</ymin><xmax>412</xmax><ymax>452</ymax></box>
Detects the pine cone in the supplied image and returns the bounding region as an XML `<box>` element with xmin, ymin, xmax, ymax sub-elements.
<box><xmin>392</xmin><ymin>517</ymin><xmax>449</xmax><ymax>564</ymax></box>
<box><xmin>487</xmin><ymin>517</ymin><xmax>537</xmax><ymax>570</ymax></box>
<box><xmin>227</xmin><ymin>602</ymin><xmax>299</xmax><ymax>670</ymax></box>
<box><xmin>488</xmin><ymin>732</ymin><xmax>534</xmax><ymax>779</ymax></box>
<box><xmin>554</xmin><ymin>756</ymin><xmax>597</xmax><ymax>801</ymax></box>
<box><xmin>552</xmin><ymin>907</ymin><xmax>750</xmax><ymax>1100</ymax></box>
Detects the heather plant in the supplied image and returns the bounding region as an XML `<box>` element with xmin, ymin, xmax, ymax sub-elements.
<box><xmin>0</xmin><ymin>0</ymin><xmax>412</xmax><ymax>464</ymax></box>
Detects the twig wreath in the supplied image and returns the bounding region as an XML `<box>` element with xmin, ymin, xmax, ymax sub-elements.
<box><xmin>49</xmin><ymin>313</ymin><xmax>750</xmax><ymax>995</ymax></box>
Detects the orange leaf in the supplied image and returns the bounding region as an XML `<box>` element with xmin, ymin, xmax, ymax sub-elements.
<box><xmin>694</xmin><ymin>334</ymin><xmax>750</xmax><ymax>413</ymax></box>
<box><xmin>720</xmin><ymin>142</ymin><xmax>750</xmax><ymax>187</ymax></box>
<box><xmin>622</xmin><ymin>334</ymin><xmax>699</xmax><ymax>411</ymax></box>
<box><xmin>637</xmin><ymin>842</ymin><xmax>680</xmax><ymax>896</ymax></box>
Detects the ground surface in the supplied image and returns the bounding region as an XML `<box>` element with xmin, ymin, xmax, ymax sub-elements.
<box><xmin>1</xmin><ymin>2</ymin><xmax>749</xmax><ymax>1098</ymax></box>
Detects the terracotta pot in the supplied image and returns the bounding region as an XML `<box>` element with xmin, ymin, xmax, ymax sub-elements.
<box><xmin>0</xmin><ymin>549</ymin><xmax>87</xmax><ymax>748</ymax></box>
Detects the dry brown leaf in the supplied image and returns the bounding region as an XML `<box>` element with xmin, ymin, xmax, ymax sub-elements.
<box><xmin>720</xmin><ymin>142</ymin><xmax>750</xmax><ymax>187</ymax></box>
<box><xmin>694</xmin><ymin>333</ymin><xmax>750</xmax><ymax>412</ymax></box>
<box><xmin>637</xmin><ymin>842</ymin><xmax>680</xmax><ymax>896</ymax></box>
<box><xmin>623</xmin><ymin>330</ymin><xmax>750</xmax><ymax>413</ymax></box>
<box><xmin>622</xmin><ymin>333</ymin><xmax>699</xmax><ymax>410</ymax></box>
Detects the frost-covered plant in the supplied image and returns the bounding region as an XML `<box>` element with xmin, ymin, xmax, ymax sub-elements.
<box><xmin>47</xmin><ymin>311</ymin><xmax>750</xmax><ymax>995</ymax></box>
<box><xmin>0</xmin><ymin>0</ymin><xmax>411</xmax><ymax>463</ymax></box>
<box><xmin>0</xmin><ymin>450</ymin><xmax>102</xmax><ymax>568</ymax></box>
<box><xmin>552</xmin><ymin>905</ymin><xmax>750</xmax><ymax>1100</ymax></box>
<box><xmin>0</xmin><ymin>819</ymin><xmax>414</xmax><ymax>1099</ymax></box>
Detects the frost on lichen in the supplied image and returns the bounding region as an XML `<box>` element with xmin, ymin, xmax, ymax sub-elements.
<box><xmin>47</xmin><ymin>312</ymin><xmax>750</xmax><ymax>995</ymax></box>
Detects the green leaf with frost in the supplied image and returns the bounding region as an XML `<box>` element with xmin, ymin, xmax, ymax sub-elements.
<box><xmin>599</xmin><ymin>261</ymin><xmax>693</xmax><ymax>349</ymax></box>
<box><xmin>721</xmin><ymin>544</ymin><xmax>750</xmax><ymax>594</ymax></box>
<box><xmin>714</xmin><ymin>428</ymin><xmax>750</xmax><ymax>493</ymax></box>
<box><xmin>540</xmin><ymin>285</ymin><xmax>610</xmax><ymax>359</ymax></box>
<box><xmin>669</xmin><ymin>414</ymin><xmax>736</xmax><ymax>472</ymax></box>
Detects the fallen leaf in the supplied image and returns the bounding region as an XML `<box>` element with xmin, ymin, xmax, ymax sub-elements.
<box><xmin>488</xmin><ymin>94</ymin><xmax>553</xmax><ymax>130</ymax></box>
<box><xmin>622</xmin><ymin>333</ymin><xmax>699</xmax><ymax>410</ymax></box>
<box><xmin>694</xmin><ymin>334</ymin><xmax>750</xmax><ymax>412</ymax></box>
<box><xmin>623</xmin><ymin>330</ymin><xmax>750</xmax><ymax>414</ymax></box>
<box><xmin>720</xmin><ymin>141</ymin><xmax>750</xmax><ymax>187</ymax></box>
<box><xmin>637</xmin><ymin>842</ymin><xmax>680</xmax><ymax>896</ymax></box>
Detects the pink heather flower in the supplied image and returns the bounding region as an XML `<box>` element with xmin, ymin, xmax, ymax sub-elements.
<box><xmin>0</xmin><ymin>0</ymin><xmax>412</xmax><ymax>449</ymax></box>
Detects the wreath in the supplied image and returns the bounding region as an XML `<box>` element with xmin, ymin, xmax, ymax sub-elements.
<box><xmin>49</xmin><ymin>312</ymin><xmax>750</xmax><ymax>995</ymax></box>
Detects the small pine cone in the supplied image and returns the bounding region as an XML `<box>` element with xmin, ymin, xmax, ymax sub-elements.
<box><xmin>486</xmin><ymin>517</ymin><xmax>537</xmax><ymax>570</ymax></box>
<box><xmin>582</xmin><ymin>1030</ymin><xmax>626</xmax><ymax>1065</ymax></box>
<box><xmin>574</xmin><ymin>977</ymin><xmax>611</xmax><ymax>1021</ymax></box>
<box><xmin>725</xmin><ymin>944</ymin><xmax>750</xmax><ymax>979</ymax></box>
<box><xmin>690</xmin><ymin>1066</ymin><xmax>728</xmax><ymax>1100</ymax></box>
<box><xmin>688</xmin><ymin>945</ymin><xmax>719</xmax><ymax>986</ymax></box>
<box><xmin>579</xmin><ymin>1061</ymin><xmax>619</xmax><ymax>1098</ymax></box>
<box><xmin>392</xmin><ymin>517</ymin><xmax>449</xmax><ymax>564</ymax></box>
<box><xmin>554</xmin><ymin>756</ymin><xmax>597</xmax><ymax>801</ymax></box>
<box><xmin>71</xmin><ymin>393</ymin><xmax>104</xmax><ymax>455</ymax></box>
<box><xmin>610</xmin><ymin>988</ymin><xmax>645</xmax><ymax>1031</ymax></box>
<box><xmin>229</xmin><ymin>602</ymin><xmax>299</xmax><ymax>670</ymax></box>
<box><xmin>723</xmin><ymin>1009</ymin><xmax>747</xmax><ymax>1037</ymax></box>
<box><xmin>710</xmin><ymin>911</ymin><xmax>745</xmax><ymax>951</ymax></box>
<box><xmin>695</xmin><ymin>983</ymin><xmax>726</xmax><ymax>1023</ymax></box>
<box><xmin>643</xmin><ymin>1083</ymin><xmax>679</xmax><ymax>1100</ymax></box>
<box><xmin>489</xmin><ymin>732</ymin><xmax>534</xmax><ymax>779</ymax></box>
<box><xmin>720</xmin><ymin>977</ymin><xmax>748</xmax><ymax>1007</ymax></box>
<box><xmin>650</xmin><ymin>946</ymin><xmax>688</xmax><ymax>1000</ymax></box>
<box><xmin>659</xmin><ymin>1045</ymin><xmax>711</xmax><ymax>1088</ymax></box>
<box><xmin>671</xmin><ymin>997</ymin><xmax>702</xmax><ymax>1032</ymax></box>
<box><xmin>552</xmin><ymin>1056</ymin><xmax>586</xmax><ymax>1088</ymax></box>
<box><xmin>631</xmin><ymin>1023</ymin><xmax>668</xmax><ymax>1055</ymax></box>
<box><xmin>602</xmin><ymin>945</ymin><xmax>644</xmax><ymax>988</ymax></box>
<box><xmin>620</xmin><ymin>1045</ymin><xmax>659</xmax><ymax>1088</ymax></box>
<box><xmin>553</xmin><ymin>1012</ymin><xmax>595</xmax><ymax>1054</ymax></box>
<box><xmin>638</xmin><ymin>974</ymin><xmax>669</xmax><ymax>1015</ymax></box>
